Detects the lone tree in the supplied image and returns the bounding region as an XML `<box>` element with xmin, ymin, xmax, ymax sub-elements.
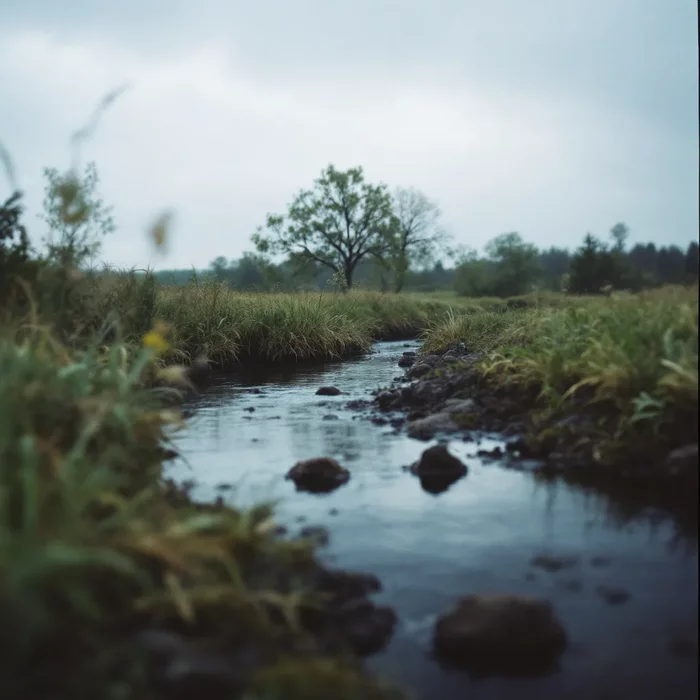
<box><xmin>383</xmin><ymin>187</ymin><xmax>449</xmax><ymax>292</ymax></box>
<box><xmin>609</xmin><ymin>222</ymin><xmax>629</xmax><ymax>252</ymax></box>
<box><xmin>252</xmin><ymin>165</ymin><xmax>396</xmax><ymax>290</ymax></box>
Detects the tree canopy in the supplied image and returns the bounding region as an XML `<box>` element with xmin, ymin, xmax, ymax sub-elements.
<box><xmin>252</xmin><ymin>165</ymin><xmax>397</xmax><ymax>290</ymax></box>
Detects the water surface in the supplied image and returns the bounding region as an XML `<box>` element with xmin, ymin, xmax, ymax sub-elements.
<box><xmin>169</xmin><ymin>341</ymin><xmax>698</xmax><ymax>700</ymax></box>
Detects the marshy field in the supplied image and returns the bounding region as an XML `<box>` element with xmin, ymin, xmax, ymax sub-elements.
<box><xmin>1</xmin><ymin>260</ymin><xmax>697</xmax><ymax>699</ymax></box>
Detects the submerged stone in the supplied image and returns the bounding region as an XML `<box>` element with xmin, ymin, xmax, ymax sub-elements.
<box><xmin>433</xmin><ymin>594</ymin><xmax>568</xmax><ymax>676</ymax></box>
<box><xmin>316</xmin><ymin>386</ymin><xmax>343</xmax><ymax>396</ymax></box>
<box><xmin>409</xmin><ymin>444</ymin><xmax>468</xmax><ymax>494</ymax></box>
<box><xmin>286</xmin><ymin>457</ymin><xmax>350</xmax><ymax>493</ymax></box>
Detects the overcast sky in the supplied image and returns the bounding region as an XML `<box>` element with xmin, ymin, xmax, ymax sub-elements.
<box><xmin>1</xmin><ymin>0</ymin><xmax>697</xmax><ymax>270</ymax></box>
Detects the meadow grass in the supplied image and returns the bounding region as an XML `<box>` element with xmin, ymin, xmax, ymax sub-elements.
<box><xmin>151</xmin><ymin>281</ymin><xmax>466</xmax><ymax>366</ymax></box>
<box><xmin>421</xmin><ymin>285</ymin><xmax>699</xmax><ymax>470</ymax></box>
<box><xmin>0</xmin><ymin>324</ymin><xmax>403</xmax><ymax>700</ymax></box>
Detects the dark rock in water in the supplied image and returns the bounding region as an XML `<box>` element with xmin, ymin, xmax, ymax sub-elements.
<box><xmin>412</xmin><ymin>379</ymin><xmax>444</xmax><ymax>404</ymax></box>
<box><xmin>377</xmin><ymin>390</ymin><xmax>398</xmax><ymax>410</ymax></box>
<box><xmin>409</xmin><ymin>444</ymin><xmax>468</xmax><ymax>494</ymax></box>
<box><xmin>371</xmin><ymin>416</ymin><xmax>389</xmax><ymax>426</ymax></box>
<box><xmin>299</xmin><ymin>525</ymin><xmax>330</xmax><ymax>547</ymax></box>
<box><xmin>246</xmin><ymin>387</ymin><xmax>263</xmax><ymax>394</ymax></box>
<box><xmin>322</xmin><ymin>414</ymin><xmax>340</xmax><ymax>421</ymax></box>
<box><xmin>398</xmin><ymin>355</ymin><xmax>416</xmax><ymax>367</ymax></box>
<box><xmin>530</xmin><ymin>555</ymin><xmax>579</xmax><ymax>573</ymax></box>
<box><xmin>407</xmin><ymin>413</ymin><xmax>459</xmax><ymax>440</ymax></box>
<box><xmin>316</xmin><ymin>386</ymin><xmax>342</xmax><ymax>396</ymax></box>
<box><xmin>422</xmin><ymin>354</ymin><xmax>442</xmax><ymax>366</ymax></box>
<box><xmin>407</xmin><ymin>362</ymin><xmax>433</xmax><ymax>379</ymax></box>
<box><xmin>596</xmin><ymin>585</ymin><xmax>630</xmax><ymax>606</ymax></box>
<box><xmin>286</xmin><ymin>457</ymin><xmax>350</xmax><ymax>493</ymax></box>
<box><xmin>402</xmin><ymin>350</ymin><xmax>417</xmax><ymax>358</ymax></box>
<box><xmin>433</xmin><ymin>594</ymin><xmax>568</xmax><ymax>676</ymax></box>
<box><xmin>337</xmin><ymin>599</ymin><xmax>398</xmax><ymax>655</ymax></box>
<box><xmin>346</xmin><ymin>399</ymin><xmax>372</xmax><ymax>410</ymax></box>
<box><xmin>244</xmin><ymin>406</ymin><xmax>255</xmax><ymax>413</ymax></box>
<box><xmin>477</xmin><ymin>446</ymin><xmax>503</xmax><ymax>459</ymax></box>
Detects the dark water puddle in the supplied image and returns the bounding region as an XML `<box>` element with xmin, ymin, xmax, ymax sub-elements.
<box><xmin>168</xmin><ymin>341</ymin><xmax>698</xmax><ymax>700</ymax></box>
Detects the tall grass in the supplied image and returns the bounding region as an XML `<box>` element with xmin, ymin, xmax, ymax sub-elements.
<box><xmin>0</xmin><ymin>325</ymin><xmax>403</xmax><ymax>699</ymax></box>
<box><xmin>422</xmin><ymin>285</ymin><xmax>699</xmax><ymax>468</ymax></box>
<box><xmin>153</xmin><ymin>282</ymin><xmax>464</xmax><ymax>366</ymax></box>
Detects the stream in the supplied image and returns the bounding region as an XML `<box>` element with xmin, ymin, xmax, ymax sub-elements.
<box><xmin>168</xmin><ymin>340</ymin><xmax>698</xmax><ymax>700</ymax></box>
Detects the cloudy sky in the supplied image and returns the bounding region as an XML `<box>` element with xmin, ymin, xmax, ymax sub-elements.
<box><xmin>1</xmin><ymin>0</ymin><xmax>697</xmax><ymax>270</ymax></box>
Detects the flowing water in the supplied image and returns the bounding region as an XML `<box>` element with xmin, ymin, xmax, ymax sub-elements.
<box><xmin>168</xmin><ymin>341</ymin><xmax>698</xmax><ymax>700</ymax></box>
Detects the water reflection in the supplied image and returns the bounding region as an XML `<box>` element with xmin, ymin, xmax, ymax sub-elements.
<box><xmin>169</xmin><ymin>341</ymin><xmax>698</xmax><ymax>700</ymax></box>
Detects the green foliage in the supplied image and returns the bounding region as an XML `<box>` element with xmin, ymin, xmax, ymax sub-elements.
<box><xmin>454</xmin><ymin>233</ymin><xmax>542</xmax><ymax>297</ymax></box>
<box><xmin>253</xmin><ymin>165</ymin><xmax>397</xmax><ymax>290</ymax></box>
<box><xmin>423</xmin><ymin>285</ymin><xmax>699</xmax><ymax>467</ymax></box>
<box><xmin>568</xmin><ymin>233</ymin><xmax>633</xmax><ymax>294</ymax></box>
<box><xmin>41</xmin><ymin>161</ymin><xmax>115</xmax><ymax>268</ymax></box>
<box><xmin>0</xmin><ymin>327</ymin><xmax>404</xmax><ymax>699</ymax></box>
<box><xmin>0</xmin><ymin>191</ymin><xmax>40</xmax><ymax>307</ymax></box>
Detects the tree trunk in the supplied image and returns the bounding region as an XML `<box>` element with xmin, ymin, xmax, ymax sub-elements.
<box><xmin>344</xmin><ymin>263</ymin><xmax>354</xmax><ymax>291</ymax></box>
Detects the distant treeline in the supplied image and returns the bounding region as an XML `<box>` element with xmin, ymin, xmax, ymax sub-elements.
<box><xmin>154</xmin><ymin>232</ymin><xmax>699</xmax><ymax>297</ymax></box>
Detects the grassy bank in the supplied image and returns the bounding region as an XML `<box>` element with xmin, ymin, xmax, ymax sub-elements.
<box><xmin>0</xmin><ymin>325</ymin><xmax>403</xmax><ymax>700</ymax></box>
<box><xmin>420</xmin><ymin>285</ymin><xmax>698</xmax><ymax>477</ymax></box>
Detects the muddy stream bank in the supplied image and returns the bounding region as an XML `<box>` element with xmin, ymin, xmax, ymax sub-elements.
<box><xmin>168</xmin><ymin>341</ymin><xmax>697</xmax><ymax>700</ymax></box>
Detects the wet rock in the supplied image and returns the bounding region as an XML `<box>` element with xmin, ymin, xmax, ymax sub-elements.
<box><xmin>412</xmin><ymin>379</ymin><xmax>445</xmax><ymax>404</ymax></box>
<box><xmin>407</xmin><ymin>413</ymin><xmax>459</xmax><ymax>440</ymax></box>
<box><xmin>529</xmin><ymin>555</ymin><xmax>579</xmax><ymax>573</ymax></box>
<box><xmin>477</xmin><ymin>446</ymin><xmax>504</xmax><ymax>459</ymax></box>
<box><xmin>407</xmin><ymin>409</ymin><xmax>427</xmax><ymax>422</ymax></box>
<box><xmin>246</xmin><ymin>387</ymin><xmax>263</xmax><ymax>394</ymax></box>
<box><xmin>346</xmin><ymin>399</ymin><xmax>372</xmax><ymax>410</ymax></box>
<box><xmin>433</xmin><ymin>594</ymin><xmax>567</xmax><ymax>676</ymax></box>
<box><xmin>443</xmin><ymin>398</ymin><xmax>477</xmax><ymax>415</ymax></box>
<box><xmin>410</xmin><ymin>444</ymin><xmax>468</xmax><ymax>479</ymax></box>
<box><xmin>371</xmin><ymin>416</ymin><xmax>389</xmax><ymax>426</ymax></box>
<box><xmin>286</xmin><ymin>457</ymin><xmax>350</xmax><ymax>493</ymax></box>
<box><xmin>316</xmin><ymin>386</ymin><xmax>342</xmax><ymax>396</ymax></box>
<box><xmin>596</xmin><ymin>585</ymin><xmax>630</xmax><ymax>606</ymax></box>
<box><xmin>299</xmin><ymin>525</ymin><xmax>330</xmax><ymax>547</ymax></box>
<box><xmin>409</xmin><ymin>444</ymin><xmax>468</xmax><ymax>494</ymax></box>
<box><xmin>402</xmin><ymin>350</ymin><xmax>417</xmax><ymax>358</ymax></box>
<box><xmin>376</xmin><ymin>390</ymin><xmax>398</xmax><ymax>410</ymax></box>
<box><xmin>337</xmin><ymin>599</ymin><xmax>398</xmax><ymax>655</ymax></box>
<box><xmin>244</xmin><ymin>406</ymin><xmax>255</xmax><ymax>413</ymax></box>
<box><xmin>322</xmin><ymin>414</ymin><xmax>340</xmax><ymax>421</ymax></box>
<box><xmin>398</xmin><ymin>354</ymin><xmax>416</xmax><ymax>368</ymax></box>
<box><xmin>422</xmin><ymin>354</ymin><xmax>442</xmax><ymax>366</ymax></box>
<box><xmin>328</xmin><ymin>508</ymin><xmax>339</xmax><ymax>516</ymax></box>
<box><xmin>407</xmin><ymin>362</ymin><xmax>433</xmax><ymax>379</ymax></box>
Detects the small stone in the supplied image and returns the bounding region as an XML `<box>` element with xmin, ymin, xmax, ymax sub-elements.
<box><xmin>407</xmin><ymin>413</ymin><xmax>460</xmax><ymax>440</ymax></box>
<box><xmin>244</xmin><ymin>406</ymin><xmax>255</xmax><ymax>413</ymax></box>
<box><xmin>407</xmin><ymin>363</ymin><xmax>433</xmax><ymax>379</ymax></box>
<box><xmin>286</xmin><ymin>457</ymin><xmax>350</xmax><ymax>493</ymax></box>
<box><xmin>433</xmin><ymin>594</ymin><xmax>567</xmax><ymax>676</ymax></box>
<box><xmin>299</xmin><ymin>525</ymin><xmax>330</xmax><ymax>547</ymax></box>
<box><xmin>398</xmin><ymin>355</ymin><xmax>416</xmax><ymax>367</ymax></box>
<box><xmin>322</xmin><ymin>414</ymin><xmax>340</xmax><ymax>421</ymax></box>
<box><xmin>316</xmin><ymin>386</ymin><xmax>342</xmax><ymax>396</ymax></box>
